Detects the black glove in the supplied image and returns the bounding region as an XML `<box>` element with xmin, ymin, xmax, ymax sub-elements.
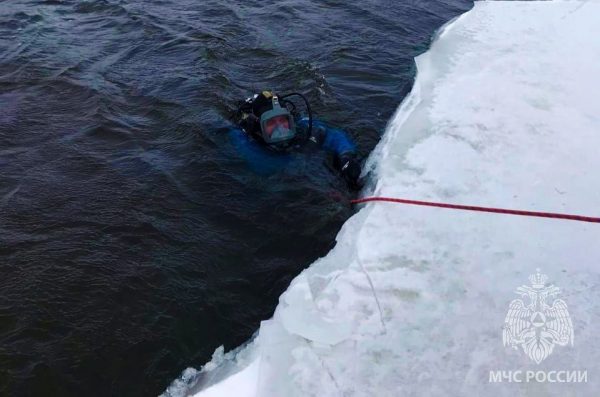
<box><xmin>340</xmin><ymin>157</ymin><xmax>362</xmax><ymax>190</ymax></box>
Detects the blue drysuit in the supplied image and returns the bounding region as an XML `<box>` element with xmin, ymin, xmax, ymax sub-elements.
<box><xmin>228</xmin><ymin>116</ymin><xmax>357</xmax><ymax>176</ymax></box>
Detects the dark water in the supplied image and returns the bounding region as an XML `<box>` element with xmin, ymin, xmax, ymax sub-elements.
<box><xmin>0</xmin><ymin>0</ymin><xmax>472</xmax><ymax>395</ymax></box>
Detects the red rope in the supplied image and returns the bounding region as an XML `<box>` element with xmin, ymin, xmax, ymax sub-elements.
<box><xmin>350</xmin><ymin>196</ymin><xmax>600</xmax><ymax>224</ymax></box>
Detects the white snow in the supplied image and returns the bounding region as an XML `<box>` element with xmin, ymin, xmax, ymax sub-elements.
<box><xmin>164</xmin><ymin>1</ymin><xmax>600</xmax><ymax>396</ymax></box>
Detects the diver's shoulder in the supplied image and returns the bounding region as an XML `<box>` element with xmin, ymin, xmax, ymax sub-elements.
<box><xmin>297</xmin><ymin>116</ymin><xmax>327</xmax><ymax>127</ymax></box>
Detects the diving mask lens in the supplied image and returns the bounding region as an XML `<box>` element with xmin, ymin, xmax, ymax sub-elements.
<box><xmin>260</xmin><ymin>113</ymin><xmax>296</xmax><ymax>144</ymax></box>
<box><xmin>264</xmin><ymin>115</ymin><xmax>291</xmax><ymax>137</ymax></box>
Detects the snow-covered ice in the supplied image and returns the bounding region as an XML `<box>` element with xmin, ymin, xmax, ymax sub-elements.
<box><xmin>165</xmin><ymin>1</ymin><xmax>600</xmax><ymax>396</ymax></box>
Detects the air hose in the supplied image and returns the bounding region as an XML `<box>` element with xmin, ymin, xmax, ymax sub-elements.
<box><xmin>280</xmin><ymin>92</ymin><xmax>313</xmax><ymax>138</ymax></box>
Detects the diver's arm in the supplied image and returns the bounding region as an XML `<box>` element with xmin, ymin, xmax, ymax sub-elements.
<box><xmin>297</xmin><ymin>118</ymin><xmax>362</xmax><ymax>189</ymax></box>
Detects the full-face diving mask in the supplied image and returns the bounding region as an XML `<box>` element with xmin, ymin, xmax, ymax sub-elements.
<box><xmin>259</xmin><ymin>96</ymin><xmax>296</xmax><ymax>145</ymax></box>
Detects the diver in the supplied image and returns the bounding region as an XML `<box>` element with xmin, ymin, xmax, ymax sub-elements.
<box><xmin>230</xmin><ymin>90</ymin><xmax>362</xmax><ymax>190</ymax></box>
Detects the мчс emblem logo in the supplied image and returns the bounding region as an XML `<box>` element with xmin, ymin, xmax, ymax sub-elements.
<box><xmin>503</xmin><ymin>269</ymin><xmax>574</xmax><ymax>364</ymax></box>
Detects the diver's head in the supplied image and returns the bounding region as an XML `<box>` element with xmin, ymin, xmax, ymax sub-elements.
<box><xmin>253</xmin><ymin>91</ymin><xmax>297</xmax><ymax>146</ymax></box>
<box><xmin>263</xmin><ymin>114</ymin><xmax>291</xmax><ymax>138</ymax></box>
